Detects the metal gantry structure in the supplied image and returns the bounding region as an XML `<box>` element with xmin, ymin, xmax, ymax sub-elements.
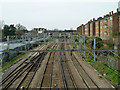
<box><xmin>1</xmin><ymin>31</ymin><xmax>120</xmax><ymax>63</ymax></box>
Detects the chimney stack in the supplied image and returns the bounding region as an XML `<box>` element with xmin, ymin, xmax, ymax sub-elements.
<box><xmin>109</xmin><ymin>12</ymin><xmax>111</xmax><ymax>16</ymax></box>
<box><xmin>93</xmin><ymin>18</ymin><xmax>95</xmax><ymax>21</ymax></box>
<box><xmin>99</xmin><ymin>17</ymin><xmax>102</xmax><ymax>20</ymax></box>
<box><xmin>117</xmin><ymin>8</ymin><xmax>120</xmax><ymax>13</ymax></box>
<box><xmin>106</xmin><ymin>14</ymin><xmax>109</xmax><ymax>17</ymax></box>
<box><xmin>111</xmin><ymin>11</ymin><xmax>113</xmax><ymax>15</ymax></box>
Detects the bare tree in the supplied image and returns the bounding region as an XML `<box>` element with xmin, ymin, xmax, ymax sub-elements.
<box><xmin>15</xmin><ymin>24</ymin><xmax>27</xmax><ymax>36</ymax></box>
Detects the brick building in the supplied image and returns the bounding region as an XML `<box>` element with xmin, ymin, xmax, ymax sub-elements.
<box><xmin>77</xmin><ymin>8</ymin><xmax>120</xmax><ymax>50</ymax></box>
<box><xmin>95</xmin><ymin>17</ymin><xmax>102</xmax><ymax>37</ymax></box>
<box><xmin>77</xmin><ymin>25</ymin><xmax>82</xmax><ymax>35</ymax></box>
<box><xmin>81</xmin><ymin>24</ymin><xmax>85</xmax><ymax>35</ymax></box>
<box><xmin>85</xmin><ymin>22</ymin><xmax>90</xmax><ymax>36</ymax></box>
<box><xmin>89</xmin><ymin>19</ymin><xmax>95</xmax><ymax>37</ymax></box>
<box><xmin>77</xmin><ymin>8</ymin><xmax>120</xmax><ymax>39</ymax></box>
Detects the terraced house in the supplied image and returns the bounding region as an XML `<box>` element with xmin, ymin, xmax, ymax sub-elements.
<box><xmin>90</xmin><ymin>19</ymin><xmax>96</xmax><ymax>37</ymax></box>
<box><xmin>81</xmin><ymin>24</ymin><xmax>85</xmax><ymax>35</ymax></box>
<box><xmin>95</xmin><ymin>17</ymin><xmax>102</xmax><ymax>37</ymax></box>
<box><xmin>85</xmin><ymin>22</ymin><xmax>90</xmax><ymax>36</ymax></box>
<box><xmin>77</xmin><ymin>8</ymin><xmax>120</xmax><ymax>40</ymax></box>
<box><xmin>77</xmin><ymin>25</ymin><xmax>82</xmax><ymax>35</ymax></box>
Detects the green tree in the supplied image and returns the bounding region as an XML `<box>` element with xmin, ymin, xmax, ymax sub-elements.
<box><xmin>9</xmin><ymin>24</ymin><xmax>16</xmax><ymax>36</ymax></box>
<box><xmin>15</xmin><ymin>24</ymin><xmax>27</xmax><ymax>36</ymax></box>
<box><xmin>91</xmin><ymin>37</ymin><xmax>104</xmax><ymax>49</ymax></box>
<box><xmin>3</xmin><ymin>25</ymin><xmax>10</xmax><ymax>37</ymax></box>
<box><xmin>3</xmin><ymin>24</ymin><xmax>16</xmax><ymax>37</ymax></box>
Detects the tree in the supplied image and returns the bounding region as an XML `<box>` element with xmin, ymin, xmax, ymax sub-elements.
<box><xmin>3</xmin><ymin>25</ymin><xmax>10</xmax><ymax>37</ymax></box>
<box><xmin>16</xmin><ymin>24</ymin><xmax>26</xmax><ymax>31</ymax></box>
<box><xmin>9</xmin><ymin>24</ymin><xmax>16</xmax><ymax>36</ymax></box>
<box><xmin>15</xmin><ymin>24</ymin><xmax>27</xmax><ymax>36</ymax></box>
<box><xmin>2</xmin><ymin>24</ymin><xmax>16</xmax><ymax>37</ymax></box>
<box><xmin>15</xmin><ymin>30</ymin><xmax>24</xmax><ymax>36</ymax></box>
<box><xmin>91</xmin><ymin>37</ymin><xmax>104</xmax><ymax>49</ymax></box>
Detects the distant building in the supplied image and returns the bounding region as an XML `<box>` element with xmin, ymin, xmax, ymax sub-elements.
<box><xmin>77</xmin><ymin>8</ymin><xmax>120</xmax><ymax>49</ymax></box>
<box><xmin>77</xmin><ymin>25</ymin><xmax>82</xmax><ymax>35</ymax></box>
<box><xmin>95</xmin><ymin>17</ymin><xmax>102</xmax><ymax>37</ymax></box>
<box><xmin>33</xmin><ymin>28</ymin><xmax>47</xmax><ymax>34</ymax></box>
<box><xmin>81</xmin><ymin>24</ymin><xmax>85</xmax><ymax>35</ymax></box>
<box><xmin>77</xmin><ymin>8</ymin><xmax>120</xmax><ymax>39</ymax></box>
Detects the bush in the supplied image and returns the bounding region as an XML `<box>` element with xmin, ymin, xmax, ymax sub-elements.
<box><xmin>91</xmin><ymin>37</ymin><xmax>104</xmax><ymax>49</ymax></box>
<box><xmin>32</xmin><ymin>43</ymin><xmax>39</xmax><ymax>48</ymax></box>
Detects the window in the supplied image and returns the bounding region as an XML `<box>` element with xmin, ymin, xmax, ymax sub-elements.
<box><xmin>110</xmin><ymin>17</ymin><xmax>112</xmax><ymax>20</ymax></box>
<box><xmin>96</xmin><ymin>27</ymin><xmax>99</xmax><ymax>29</ymax></box>
<box><xmin>103</xmin><ymin>25</ymin><xmax>108</xmax><ymax>28</ymax></box>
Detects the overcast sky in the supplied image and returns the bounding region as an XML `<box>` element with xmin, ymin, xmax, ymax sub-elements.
<box><xmin>0</xmin><ymin>0</ymin><xmax>119</xmax><ymax>30</ymax></box>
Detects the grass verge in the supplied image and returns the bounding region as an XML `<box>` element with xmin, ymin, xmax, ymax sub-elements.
<box><xmin>0</xmin><ymin>53</ymin><xmax>25</xmax><ymax>72</ymax></box>
<box><xmin>87</xmin><ymin>56</ymin><xmax>120</xmax><ymax>87</ymax></box>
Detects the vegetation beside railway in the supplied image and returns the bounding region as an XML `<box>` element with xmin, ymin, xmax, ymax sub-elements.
<box><xmin>73</xmin><ymin>36</ymin><xmax>120</xmax><ymax>87</ymax></box>
<box><xmin>87</xmin><ymin>56</ymin><xmax>120</xmax><ymax>87</ymax></box>
<box><xmin>0</xmin><ymin>53</ymin><xmax>25</xmax><ymax>72</ymax></box>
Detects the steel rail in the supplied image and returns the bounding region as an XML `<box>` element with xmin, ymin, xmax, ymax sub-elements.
<box><xmin>1</xmin><ymin>64</ymin><xmax>28</xmax><ymax>85</ymax></box>
<box><xmin>1</xmin><ymin>45</ymin><xmax>46</xmax><ymax>86</ymax></box>
<box><xmin>59</xmin><ymin>42</ymin><xmax>77</xmax><ymax>89</ymax></box>
<box><xmin>49</xmin><ymin>45</ymin><xmax>58</xmax><ymax>89</ymax></box>
<box><xmin>2</xmin><ymin>63</ymin><xmax>34</xmax><ymax>90</ymax></box>
<box><xmin>15</xmin><ymin>55</ymin><xmax>42</xmax><ymax>89</ymax></box>
<box><xmin>16</xmin><ymin>43</ymin><xmax>54</xmax><ymax>89</ymax></box>
<box><xmin>39</xmin><ymin>48</ymin><xmax>55</xmax><ymax>89</ymax></box>
<box><xmin>72</xmin><ymin>52</ymin><xmax>100</xmax><ymax>90</ymax></box>
<box><xmin>1</xmin><ymin>51</ymin><xmax>41</xmax><ymax>87</ymax></box>
<box><xmin>67</xmin><ymin>45</ymin><xmax>90</xmax><ymax>89</ymax></box>
<box><xmin>25</xmin><ymin>44</ymin><xmax>54</xmax><ymax>89</ymax></box>
<box><xmin>2</xmin><ymin>49</ymin><xmax>120</xmax><ymax>53</ymax></box>
<box><xmin>1</xmin><ymin>44</ymin><xmax>48</xmax><ymax>89</ymax></box>
<box><xmin>62</xmin><ymin>43</ymin><xmax>77</xmax><ymax>89</ymax></box>
<box><xmin>25</xmin><ymin>53</ymin><xmax>44</xmax><ymax>90</ymax></box>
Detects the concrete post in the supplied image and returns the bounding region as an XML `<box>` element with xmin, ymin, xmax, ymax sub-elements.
<box><xmin>79</xmin><ymin>33</ymin><xmax>81</xmax><ymax>52</ymax></box>
<box><xmin>83</xmin><ymin>35</ymin><xmax>85</xmax><ymax>58</ymax></box>
<box><xmin>24</xmin><ymin>35</ymin><xmax>27</xmax><ymax>51</ymax></box>
<box><xmin>93</xmin><ymin>38</ymin><xmax>96</xmax><ymax>62</ymax></box>
<box><xmin>7</xmin><ymin>36</ymin><xmax>9</xmax><ymax>50</ymax></box>
<box><xmin>28</xmin><ymin>35</ymin><xmax>30</xmax><ymax>50</ymax></box>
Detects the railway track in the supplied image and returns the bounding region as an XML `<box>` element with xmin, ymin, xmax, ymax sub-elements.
<box><xmin>1</xmin><ymin>38</ymin><xmax>112</xmax><ymax>89</ymax></box>
<box><xmin>1</xmin><ymin>43</ymin><xmax>54</xmax><ymax>89</ymax></box>
<box><xmin>15</xmin><ymin>52</ymin><xmax>46</xmax><ymax>89</ymax></box>
<box><xmin>59</xmin><ymin>43</ymin><xmax>77</xmax><ymax>89</ymax></box>
<box><xmin>1</xmin><ymin>45</ymin><xmax>46</xmax><ymax>84</ymax></box>
<box><xmin>67</xmin><ymin>44</ymin><xmax>100</xmax><ymax>89</ymax></box>
<box><xmin>39</xmin><ymin>44</ymin><xmax>57</xmax><ymax>89</ymax></box>
<box><xmin>1</xmin><ymin>51</ymin><xmax>41</xmax><ymax>89</ymax></box>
